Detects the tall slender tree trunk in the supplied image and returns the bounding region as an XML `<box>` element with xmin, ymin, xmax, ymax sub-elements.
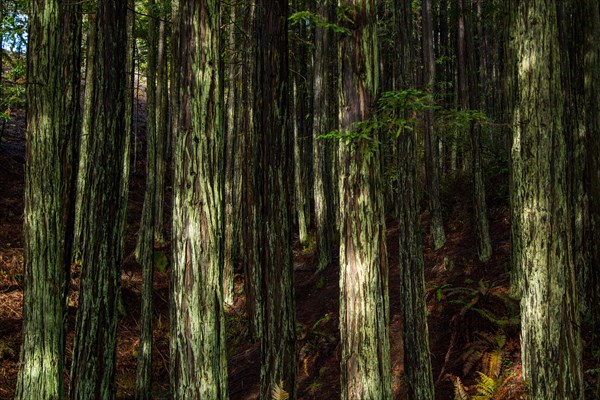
<box><xmin>223</xmin><ymin>2</ymin><xmax>239</xmax><ymax>307</ymax></box>
<box><xmin>254</xmin><ymin>1</ymin><xmax>297</xmax><ymax>397</ymax></box>
<box><xmin>394</xmin><ymin>2</ymin><xmax>435</xmax><ymax>399</ymax></box>
<box><xmin>154</xmin><ymin>3</ymin><xmax>169</xmax><ymax>245</ymax></box>
<box><xmin>312</xmin><ymin>0</ymin><xmax>336</xmax><ymax>271</ymax></box>
<box><xmin>337</xmin><ymin>1</ymin><xmax>392</xmax><ymax>399</ymax></box>
<box><xmin>69</xmin><ymin>1</ymin><xmax>128</xmax><ymax>398</ymax></box>
<box><xmin>457</xmin><ymin>0</ymin><xmax>491</xmax><ymax>262</ymax></box>
<box><xmin>73</xmin><ymin>12</ymin><xmax>98</xmax><ymax>256</ymax></box>
<box><xmin>169</xmin><ymin>0</ymin><xmax>229</xmax><ymax>398</ymax></box>
<box><xmin>421</xmin><ymin>0</ymin><xmax>446</xmax><ymax>250</ymax></box>
<box><xmin>238</xmin><ymin>2</ymin><xmax>263</xmax><ymax>340</ymax></box>
<box><xmin>135</xmin><ymin>0</ymin><xmax>159</xmax><ymax>397</ymax></box>
<box><xmin>291</xmin><ymin>1</ymin><xmax>311</xmax><ymax>246</ymax></box>
<box><xmin>16</xmin><ymin>1</ymin><xmax>81</xmax><ymax>398</ymax></box>
<box><xmin>512</xmin><ymin>1</ymin><xmax>583</xmax><ymax>398</ymax></box>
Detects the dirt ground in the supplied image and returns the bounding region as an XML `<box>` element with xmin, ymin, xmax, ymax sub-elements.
<box><xmin>1</xmin><ymin>105</ymin><xmax>597</xmax><ymax>399</ymax></box>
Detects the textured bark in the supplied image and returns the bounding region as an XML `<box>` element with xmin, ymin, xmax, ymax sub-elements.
<box><xmin>338</xmin><ymin>1</ymin><xmax>392</xmax><ymax>399</ymax></box>
<box><xmin>135</xmin><ymin>0</ymin><xmax>158</xmax><ymax>397</ymax></box>
<box><xmin>393</xmin><ymin>2</ymin><xmax>435</xmax><ymax>399</ymax></box>
<box><xmin>69</xmin><ymin>1</ymin><xmax>128</xmax><ymax>398</ymax></box>
<box><xmin>254</xmin><ymin>1</ymin><xmax>297</xmax><ymax>397</ymax></box>
<box><xmin>512</xmin><ymin>1</ymin><xmax>583</xmax><ymax>398</ymax></box>
<box><xmin>170</xmin><ymin>0</ymin><xmax>229</xmax><ymax>398</ymax></box>
<box><xmin>398</xmin><ymin>131</ymin><xmax>435</xmax><ymax>400</ymax></box>
<box><xmin>73</xmin><ymin>12</ymin><xmax>98</xmax><ymax>256</ymax></box>
<box><xmin>421</xmin><ymin>0</ymin><xmax>446</xmax><ymax>250</ymax></box>
<box><xmin>291</xmin><ymin>4</ymin><xmax>312</xmax><ymax>246</ymax></box>
<box><xmin>312</xmin><ymin>0</ymin><xmax>337</xmax><ymax>271</ymax></box>
<box><xmin>582</xmin><ymin>0</ymin><xmax>600</xmax><ymax>329</ymax></box>
<box><xmin>237</xmin><ymin>2</ymin><xmax>263</xmax><ymax>340</ymax></box>
<box><xmin>16</xmin><ymin>1</ymin><xmax>81</xmax><ymax>399</ymax></box>
<box><xmin>457</xmin><ymin>0</ymin><xmax>492</xmax><ymax>262</ymax></box>
<box><xmin>154</xmin><ymin>3</ymin><xmax>169</xmax><ymax>245</ymax></box>
<box><xmin>223</xmin><ymin>1</ymin><xmax>243</xmax><ymax>307</ymax></box>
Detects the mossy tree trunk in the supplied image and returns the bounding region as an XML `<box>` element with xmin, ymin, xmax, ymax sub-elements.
<box><xmin>421</xmin><ymin>0</ymin><xmax>445</xmax><ymax>250</ymax></box>
<box><xmin>69</xmin><ymin>1</ymin><xmax>128</xmax><ymax>398</ymax></box>
<box><xmin>582</xmin><ymin>0</ymin><xmax>600</xmax><ymax>330</ymax></box>
<box><xmin>254</xmin><ymin>0</ymin><xmax>297</xmax><ymax>397</ymax></box>
<box><xmin>313</xmin><ymin>0</ymin><xmax>337</xmax><ymax>271</ymax></box>
<box><xmin>169</xmin><ymin>0</ymin><xmax>229</xmax><ymax>398</ymax></box>
<box><xmin>512</xmin><ymin>1</ymin><xmax>584</xmax><ymax>398</ymax></box>
<box><xmin>337</xmin><ymin>1</ymin><xmax>392</xmax><ymax>399</ymax></box>
<box><xmin>16</xmin><ymin>1</ymin><xmax>81</xmax><ymax>398</ymax></box>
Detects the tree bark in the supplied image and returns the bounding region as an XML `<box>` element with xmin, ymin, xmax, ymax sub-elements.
<box><xmin>421</xmin><ymin>0</ymin><xmax>446</xmax><ymax>250</ymax></box>
<box><xmin>457</xmin><ymin>0</ymin><xmax>492</xmax><ymax>262</ymax></box>
<box><xmin>254</xmin><ymin>0</ymin><xmax>297</xmax><ymax>397</ymax></box>
<box><xmin>135</xmin><ymin>0</ymin><xmax>158</xmax><ymax>397</ymax></box>
<box><xmin>154</xmin><ymin>1</ymin><xmax>169</xmax><ymax>245</ymax></box>
<box><xmin>337</xmin><ymin>1</ymin><xmax>392</xmax><ymax>399</ymax></box>
<box><xmin>393</xmin><ymin>2</ymin><xmax>435</xmax><ymax>399</ymax></box>
<box><xmin>169</xmin><ymin>0</ymin><xmax>229</xmax><ymax>398</ymax></box>
<box><xmin>69</xmin><ymin>1</ymin><xmax>128</xmax><ymax>398</ymax></box>
<box><xmin>512</xmin><ymin>1</ymin><xmax>584</xmax><ymax>398</ymax></box>
<box><xmin>312</xmin><ymin>0</ymin><xmax>337</xmax><ymax>271</ymax></box>
<box><xmin>16</xmin><ymin>1</ymin><xmax>81</xmax><ymax>398</ymax></box>
<box><xmin>582</xmin><ymin>0</ymin><xmax>600</xmax><ymax>330</ymax></box>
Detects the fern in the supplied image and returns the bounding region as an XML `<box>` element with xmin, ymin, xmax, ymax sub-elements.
<box><xmin>472</xmin><ymin>372</ymin><xmax>497</xmax><ymax>399</ymax></box>
<box><xmin>453</xmin><ymin>376</ymin><xmax>469</xmax><ymax>400</ymax></box>
<box><xmin>271</xmin><ymin>380</ymin><xmax>289</xmax><ymax>400</ymax></box>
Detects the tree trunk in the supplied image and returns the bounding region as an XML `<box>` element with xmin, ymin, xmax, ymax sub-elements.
<box><xmin>457</xmin><ymin>0</ymin><xmax>492</xmax><ymax>262</ymax></box>
<box><xmin>223</xmin><ymin>1</ymin><xmax>239</xmax><ymax>307</ymax></box>
<box><xmin>291</xmin><ymin>3</ymin><xmax>312</xmax><ymax>246</ymax></box>
<box><xmin>73</xmin><ymin>12</ymin><xmax>97</xmax><ymax>257</ymax></box>
<box><xmin>393</xmin><ymin>2</ymin><xmax>435</xmax><ymax>398</ymax></box>
<box><xmin>421</xmin><ymin>0</ymin><xmax>446</xmax><ymax>250</ymax></box>
<box><xmin>135</xmin><ymin>0</ymin><xmax>158</xmax><ymax>397</ymax></box>
<box><xmin>398</xmin><ymin>129</ymin><xmax>435</xmax><ymax>400</ymax></box>
<box><xmin>154</xmin><ymin>2</ymin><xmax>168</xmax><ymax>245</ymax></box>
<box><xmin>254</xmin><ymin>1</ymin><xmax>297</xmax><ymax>397</ymax></box>
<box><xmin>238</xmin><ymin>2</ymin><xmax>263</xmax><ymax>340</ymax></box>
<box><xmin>512</xmin><ymin>1</ymin><xmax>584</xmax><ymax>398</ymax></box>
<box><xmin>16</xmin><ymin>1</ymin><xmax>81</xmax><ymax>398</ymax></box>
<box><xmin>582</xmin><ymin>0</ymin><xmax>600</xmax><ymax>330</ymax></box>
<box><xmin>69</xmin><ymin>1</ymin><xmax>128</xmax><ymax>398</ymax></box>
<box><xmin>337</xmin><ymin>1</ymin><xmax>392</xmax><ymax>399</ymax></box>
<box><xmin>169</xmin><ymin>0</ymin><xmax>229</xmax><ymax>398</ymax></box>
<box><xmin>312</xmin><ymin>0</ymin><xmax>337</xmax><ymax>271</ymax></box>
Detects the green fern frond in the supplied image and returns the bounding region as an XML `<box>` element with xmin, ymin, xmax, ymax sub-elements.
<box><xmin>272</xmin><ymin>380</ymin><xmax>289</xmax><ymax>400</ymax></box>
<box><xmin>473</xmin><ymin>371</ymin><xmax>496</xmax><ymax>398</ymax></box>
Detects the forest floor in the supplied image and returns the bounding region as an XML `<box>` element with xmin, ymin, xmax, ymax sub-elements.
<box><xmin>1</xmin><ymin>104</ymin><xmax>598</xmax><ymax>399</ymax></box>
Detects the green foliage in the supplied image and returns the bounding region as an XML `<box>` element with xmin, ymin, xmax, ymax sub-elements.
<box><xmin>153</xmin><ymin>250</ymin><xmax>169</xmax><ymax>273</ymax></box>
<box><xmin>1</xmin><ymin>1</ymin><xmax>28</xmax><ymax>54</ymax></box>
<box><xmin>288</xmin><ymin>10</ymin><xmax>350</xmax><ymax>35</ymax></box>
<box><xmin>1</xmin><ymin>52</ymin><xmax>26</xmax><ymax>126</ymax></box>
<box><xmin>316</xmin><ymin>276</ymin><xmax>325</xmax><ymax>290</ymax></box>
<box><xmin>428</xmin><ymin>278</ymin><xmax>519</xmax><ymax>328</ymax></box>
